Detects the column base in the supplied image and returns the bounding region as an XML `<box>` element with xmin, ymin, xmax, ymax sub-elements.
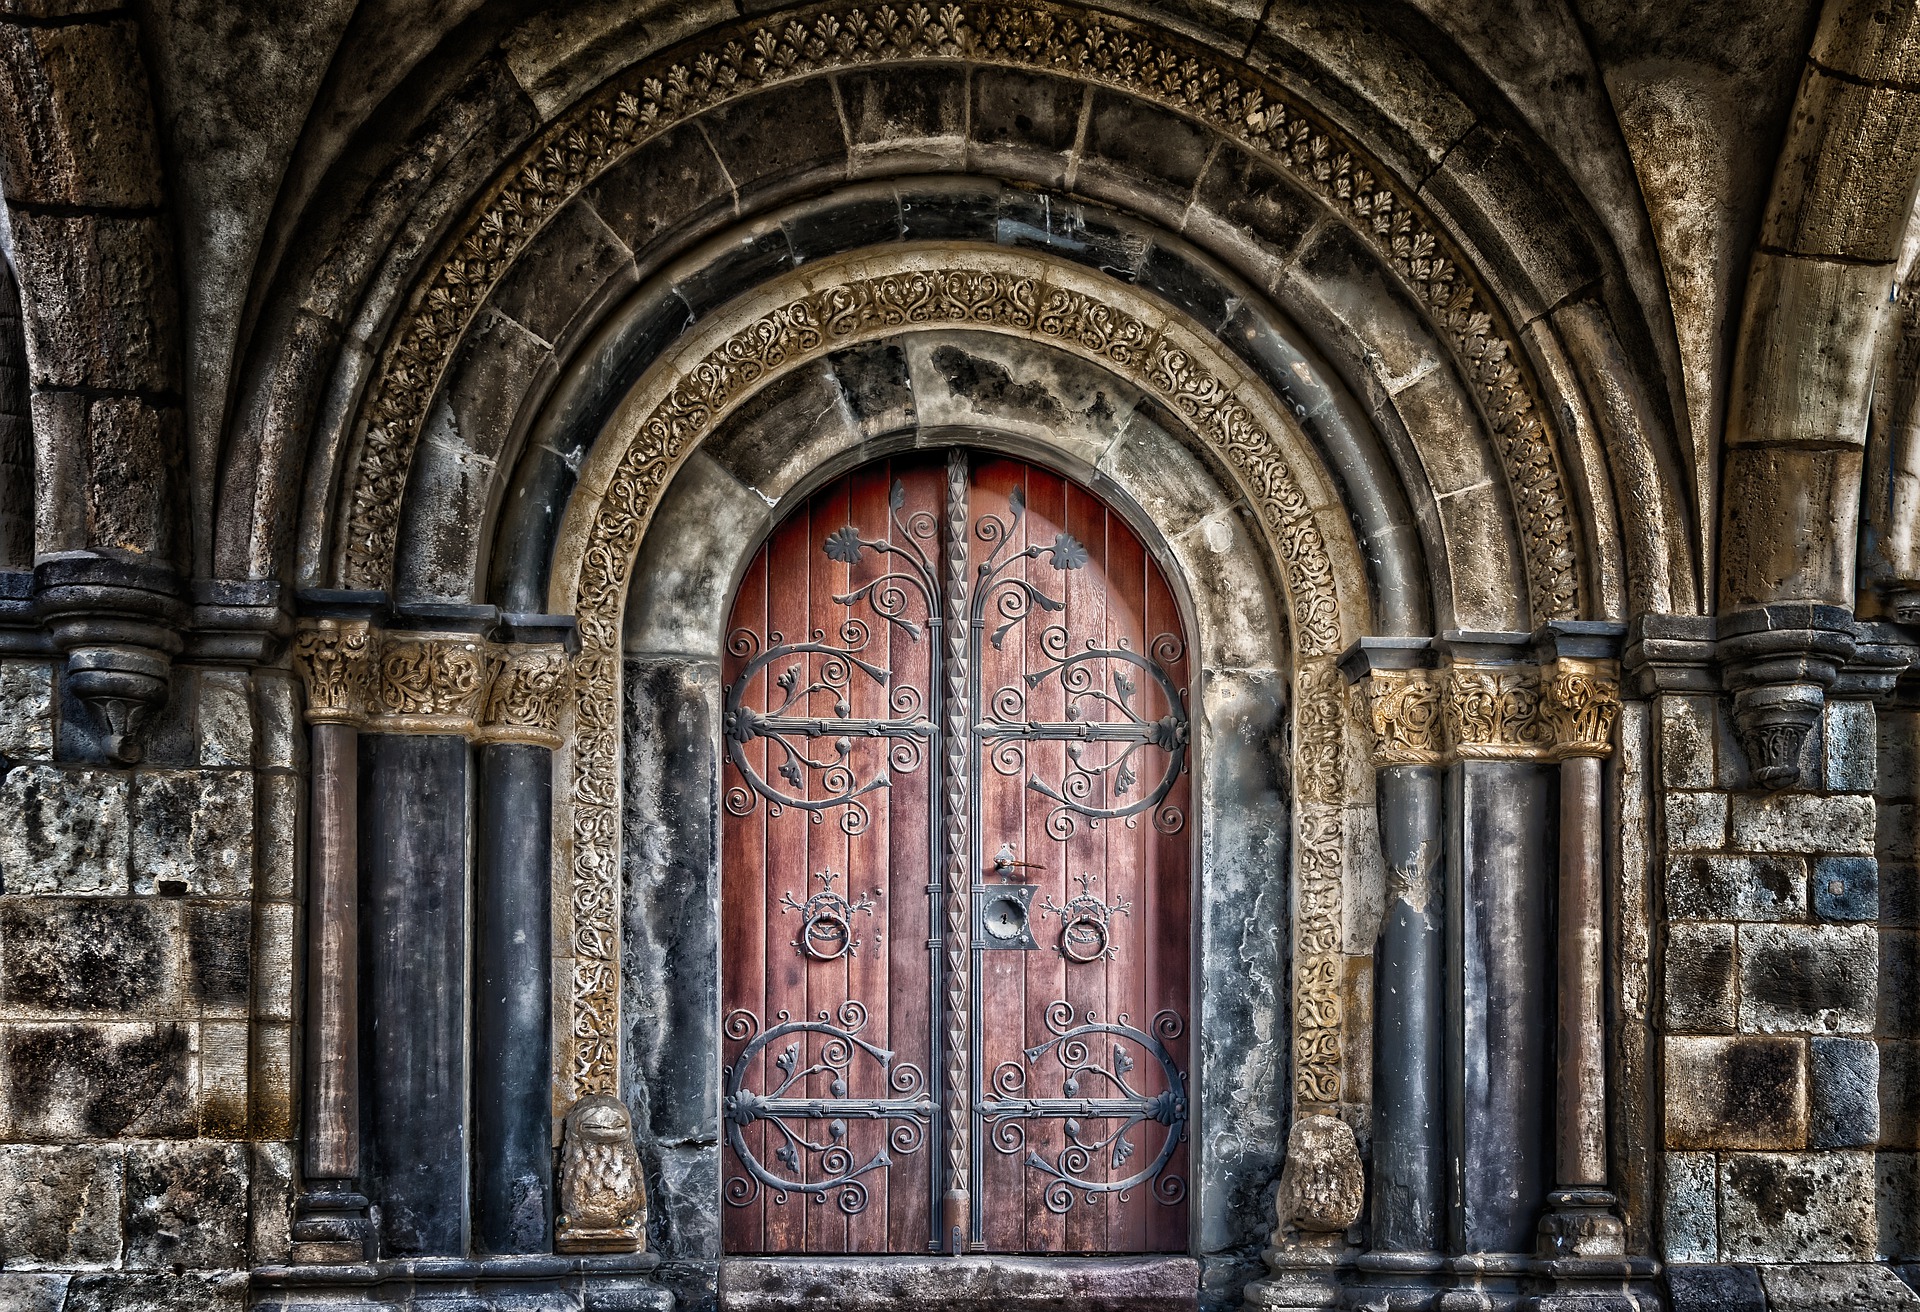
<box><xmin>253</xmin><ymin>1253</ymin><xmax>670</xmax><ymax>1312</ymax></box>
<box><xmin>1342</xmin><ymin>1251</ymin><xmax>1448</xmax><ymax>1311</ymax></box>
<box><xmin>1244</xmin><ymin>1238</ymin><xmax>1358</xmax><ymax>1310</ymax></box>
<box><xmin>291</xmin><ymin>1186</ymin><xmax>372</xmax><ymax>1265</ymax></box>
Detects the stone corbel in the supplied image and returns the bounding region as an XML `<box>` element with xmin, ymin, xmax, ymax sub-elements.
<box><xmin>34</xmin><ymin>555</ymin><xmax>189</xmax><ymax>762</ymax></box>
<box><xmin>1716</xmin><ymin>604</ymin><xmax>1856</xmax><ymax>789</ymax></box>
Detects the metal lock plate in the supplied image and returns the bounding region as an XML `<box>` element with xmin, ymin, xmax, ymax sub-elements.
<box><xmin>979</xmin><ymin>884</ymin><xmax>1038</xmax><ymax>949</ymax></box>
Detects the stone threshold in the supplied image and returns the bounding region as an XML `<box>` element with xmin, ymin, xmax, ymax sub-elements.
<box><xmin>250</xmin><ymin>1253</ymin><xmax>670</xmax><ymax>1312</ymax></box>
<box><xmin>718</xmin><ymin>1255</ymin><xmax>1200</xmax><ymax>1311</ymax></box>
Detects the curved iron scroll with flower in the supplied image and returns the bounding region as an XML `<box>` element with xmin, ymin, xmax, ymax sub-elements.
<box><xmin>973</xmin><ymin>486</ymin><xmax>1191</xmax><ymax>843</ymax></box>
<box><xmin>723</xmin><ymin>481</ymin><xmax>938</xmax><ymax>837</ymax></box>
<box><xmin>980</xmin><ymin>1003</ymin><xmax>1189</xmax><ymax>1212</ymax></box>
<box><xmin>723</xmin><ymin>1002</ymin><xmax>932</xmax><ymax>1217</ymax></box>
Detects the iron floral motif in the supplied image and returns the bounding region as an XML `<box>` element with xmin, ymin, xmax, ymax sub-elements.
<box><xmin>723</xmin><ymin>1001</ymin><xmax>932</xmax><ymax>1218</ymax></box>
<box><xmin>982</xmin><ymin>1002</ymin><xmax>1188</xmax><ymax>1213</ymax></box>
<box><xmin>781</xmin><ymin>868</ymin><xmax>879</xmax><ymax>961</ymax></box>
<box><xmin>1039</xmin><ymin>871</ymin><xmax>1130</xmax><ymax>963</ymax></box>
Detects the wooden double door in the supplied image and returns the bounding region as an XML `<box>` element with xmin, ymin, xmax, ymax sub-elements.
<box><xmin>720</xmin><ymin>450</ymin><xmax>1192</xmax><ymax>1255</ymax></box>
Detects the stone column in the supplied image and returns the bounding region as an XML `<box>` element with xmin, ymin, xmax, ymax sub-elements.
<box><xmin>473</xmin><ymin>635</ymin><xmax>570</xmax><ymax>1255</ymax></box>
<box><xmin>1344</xmin><ymin>639</ymin><xmax>1448</xmax><ymax>1304</ymax></box>
<box><xmin>358</xmin><ymin>620</ymin><xmax>493</xmax><ymax>1257</ymax></box>
<box><xmin>290</xmin><ymin>611</ymin><xmax>381</xmax><ymax>1260</ymax></box>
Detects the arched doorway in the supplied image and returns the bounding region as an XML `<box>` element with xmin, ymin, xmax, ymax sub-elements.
<box><xmin>719</xmin><ymin>448</ymin><xmax>1193</xmax><ymax>1256</ymax></box>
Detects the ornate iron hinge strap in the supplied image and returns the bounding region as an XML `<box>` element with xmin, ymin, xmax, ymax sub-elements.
<box><xmin>723</xmin><ymin>1002</ymin><xmax>932</xmax><ymax>1217</ymax></box>
<box><xmin>981</xmin><ymin>1004</ymin><xmax>1189</xmax><ymax>1213</ymax></box>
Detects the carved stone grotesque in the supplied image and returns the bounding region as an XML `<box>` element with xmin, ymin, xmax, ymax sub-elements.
<box><xmin>1274</xmin><ymin>1114</ymin><xmax>1364</xmax><ymax>1244</ymax></box>
<box><xmin>554</xmin><ymin>1095</ymin><xmax>646</xmax><ymax>1253</ymax></box>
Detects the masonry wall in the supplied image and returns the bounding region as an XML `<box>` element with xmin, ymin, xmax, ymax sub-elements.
<box><xmin>1653</xmin><ymin>690</ymin><xmax>1920</xmax><ymax>1306</ymax></box>
<box><xmin>0</xmin><ymin>657</ymin><xmax>298</xmax><ymax>1312</ymax></box>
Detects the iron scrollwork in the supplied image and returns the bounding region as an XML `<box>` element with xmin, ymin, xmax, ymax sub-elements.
<box><xmin>723</xmin><ymin>480</ymin><xmax>938</xmax><ymax>836</ymax></box>
<box><xmin>981</xmin><ymin>1003</ymin><xmax>1188</xmax><ymax>1212</ymax></box>
<box><xmin>723</xmin><ymin>1001</ymin><xmax>932</xmax><ymax>1216</ymax></box>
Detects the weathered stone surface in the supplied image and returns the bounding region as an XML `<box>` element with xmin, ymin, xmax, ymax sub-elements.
<box><xmin>1659</xmin><ymin>1151</ymin><xmax>1717</xmax><ymax>1262</ymax></box>
<box><xmin>250</xmin><ymin>673</ymin><xmax>299</xmax><ymax>774</ymax></box>
<box><xmin>1665</xmin><ymin>791</ymin><xmax>1728</xmax><ymax>851</ymax></box>
<box><xmin>0</xmin><ymin>766</ymin><xmax>129</xmax><ymax>895</ymax></box>
<box><xmin>131</xmin><ymin>770</ymin><xmax>253</xmax><ymax>897</ymax></box>
<box><xmin>1759</xmin><ymin>1261</ymin><xmax>1920</xmax><ymax>1309</ymax></box>
<box><xmin>247</xmin><ymin>1021</ymin><xmax>291</xmax><ymax>1141</ymax></box>
<box><xmin>1737</xmin><ymin>924</ymin><xmax>1877</xmax><ymax>1033</ymax></box>
<box><xmin>0</xmin><ymin>1143</ymin><xmax>123</xmax><ymax>1268</ymax></box>
<box><xmin>1824</xmin><ymin>700</ymin><xmax>1877</xmax><ymax>793</ymax></box>
<box><xmin>1659</xmin><ymin>695</ymin><xmax>1717</xmax><ymax>789</ymax></box>
<box><xmin>0</xmin><ymin>20</ymin><xmax>164</xmax><ymax>208</ymax></box>
<box><xmin>1663</xmin><ymin>922</ymin><xmax>1736</xmax><ymax>1032</ymax></box>
<box><xmin>1881</xmin><ymin>1151</ymin><xmax>1920</xmax><ymax>1260</ymax></box>
<box><xmin>1728</xmin><ymin>792</ymin><xmax>1876</xmax><ymax>855</ymax></box>
<box><xmin>1883</xmin><ymin>1042</ymin><xmax>1920</xmax><ymax>1149</ymax></box>
<box><xmin>5</xmin><ymin>212</ymin><xmax>178</xmax><ymax>392</ymax></box>
<box><xmin>193</xmin><ymin>671</ymin><xmax>252</xmax><ymax>768</ymax></box>
<box><xmin>0</xmin><ymin>1276</ymin><xmax>69</xmax><ymax>1312</ymax></box>
<box><xmin>255</xmin><ymin>774</ymin><xmax>299</xmax><ymax>902</ymax></box>
<box><xmin>0</xmin><ymin>1022</ymin><xmax>194</xmax><ymax>1139</ymax></box>
<box><xmin>1886</xmin><ymin>930</ymin><xmax>1920</xmax><ymax>1038</ymax></box>
<box><xmin>1809</xmin><ymin>1036</ymin><xmax>1879</xmax><ymax>1148</ymax></box>
<box><xmin>839</xmin><ymin>65</ymin><xmax>966</xmax><ymax>172</ymax></box>
<box><xmin>0</xmin><ymin>662</ymin><xmax>54</xmax><ymax>762</ymax></box>
<box><xmin>123</xmin><ymin>1142</ymin><xmax>247</xmax><ymax>1270</ymax></box>
<box><xmin>1665</xmin><ymin>1264</ymin><xmax>1766</xmax><ymax>1312</ymax></box>
<box><xmin>62</xmin><ymin>1272</ymin><xmax>245</xmax><ymax>1312</ymax></box>
<box><xmin>1663</xmin><ymin>1035</ymin><xmax>1807</xmax><ymax>1150</ymax></box>
<box><xmin>1813</xmin><ymin>855</ymin><xmax>1879</xmax><ymax>921</ymax></box>
<box><xmin>1718</xmin><ymin>1150</ymin><xmax>1875</xmax><ymax>1261</ymax></box>
<box><xmin>717</xmin><ymin>1256</ymin><xmax>1201</xmax><ymax>1311</ymax></box>
<box><xmin>248</xmin><ymin>1141</ymin><xmax>293</xmax><ymax>1265</ymax></box>
<box><xmin>195</xmin><ymin>1020</ymin><xmax>249</xmax><ymax>1141</ymax></box>
<box><xmin>1666</xmin><ymin>853</ymin><xmax>1806</xmax><ymax>921</ymax></box>
<box><xmin>0</xmin><ymin>898</ymin><xmax>179</xmax><ymax>1014</ymax></box>
<box><xmin>184</xmin><ymin>901</ymin><xmax>251</xmax><ymax>1012</ymax></box>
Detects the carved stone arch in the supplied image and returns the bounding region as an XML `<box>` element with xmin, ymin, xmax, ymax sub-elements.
<box><xmin>306</xmin><ymin>0</ymin><xmax>1626</xmax><ymax>628</ymax></box>
<box><xmin>541</xmin><ymin>250</ymin><xmax>1372</xmax><ymax>1165</ymax></box>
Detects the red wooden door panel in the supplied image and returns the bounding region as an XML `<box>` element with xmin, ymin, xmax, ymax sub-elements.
<box><xmin>720</xmin><ymin>451</ymin><xmax>1191</xmax><ymax>1256</ymax></box>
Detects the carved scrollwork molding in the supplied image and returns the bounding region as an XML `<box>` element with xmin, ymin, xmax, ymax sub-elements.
<box><xmin>548</xmin><ymin>248</ymin><xmax>1368</xmax><ymax>1110</ymax></box>
<box><xmin>1359</xmin><ymin>661</ymin><xmax>1619</xmax><ymax>765</ymax></box>
<box><xmin>333</xmin><ymin>0</ymin><xmax>1583</xmax><ymax>630</ymax></box>
<box><xmin>291</xmin><ymin>623</ymin><xmax>572</xmax><ymax>743</ymax></box>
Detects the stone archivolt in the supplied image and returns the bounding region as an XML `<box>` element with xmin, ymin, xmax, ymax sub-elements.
<box><xmin>1359</xmin><ymin>661</ymin><xmax>1620</xmax><ymax>766</ymax></box>
<box><xmin>548</xmin><ymin>247</ymin><xmax>1364</xmax><ymax>1106</ymax></box>
<box><xmin>335</xmin><ymin>0</ymin><xmax>1583</xmax><ymax>630</ymax></box>
<box><xmin>291</xmin><ymin>623</ymin><xmax>569</xmax><ymax>747</ymax></box>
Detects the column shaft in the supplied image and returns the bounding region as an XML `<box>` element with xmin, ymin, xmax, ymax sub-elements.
<box><xmin>304</xmin><ymin>721</ymin><xmax>361</xmax><ymax>1180</ymax></box>
<box><xmin>474</xmin><ymin>742</ymin><xmax>555</xmax><ymax>1254</ymax></box>
<box><xmin>363</xmin><ymin>732</ymin><xmax>472</xmax><ymax>1257</ymax></box>
<box><xmin>1372</xmin><ymin>763</ymin><xmax>1445</xmax><ymax>1253</ymax></box>
<box><xmin>1557</xmin><ymin>754</ymin><xmax>1607</xmax><ymax>1188</ymax></box>
<box><xmin>1447</xmin><ymin>760</ymin><xmax>1553</xmax><ymax>1256</ymax></box>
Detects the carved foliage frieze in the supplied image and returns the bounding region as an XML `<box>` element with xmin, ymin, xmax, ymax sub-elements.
<box><xmin>337</xmin><ymin>0</ymin><xmax>1582</xmax><ymax>630</ymax></box>
<box><xmin>1359</xmin><ymin>662</ymin><xmax>1620</xmax><ymax>765</ymax></box>
<box><xmin>291</xmin><ymin>622</ymin><xmax>571</xmax><ymax>746</ymax></box>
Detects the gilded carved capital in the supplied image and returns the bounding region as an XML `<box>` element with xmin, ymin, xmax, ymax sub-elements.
<box><xmin>479</xmin><ymin>645</ymin><xmax>571</xmax><ymax>748</ymax></box>
<box><xmin>372</xmin><ymin>634</ymin><xmax>491</xmax><ymax>733</ymax></box>
<box><xmin>292</xmin><ymin>621</ymin><xmax>380</xmax><ymax>726</ymax></box>
<box><xmin>1358</xmin><ymin>661</ymin><xmax>1619</xmax><ymax>765</ymax></box>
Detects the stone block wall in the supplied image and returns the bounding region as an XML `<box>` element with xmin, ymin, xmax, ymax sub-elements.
<box><xmin>1654</xmin><ymin>691</ymin><xmax>1907</xmax><ymax>1279</ymax></box>
<box><xmin>0</xmin><ymin>658</ymin><xmax>297</xmax><ymax>1312</ymax></box>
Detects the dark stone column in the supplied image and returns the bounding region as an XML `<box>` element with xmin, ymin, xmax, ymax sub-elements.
<box><xmin>362</xmin><ymin>731</ymin><xmax>472</xmax><ymax>1257</ymax></box>
<box><xmin>1342</xmin><ymin>638</ymin><xmax>1448</xmax><ymax>1303</ymax></box>
<box><xmin>1446</xmin><ymin>754</ymin><xmax>1553</xmax><ymax>1264</ymax></box>
<box><xmin>474</xmin><ymin>742</ymin><xmax>554</xmax><ymax>1254</ymax></box>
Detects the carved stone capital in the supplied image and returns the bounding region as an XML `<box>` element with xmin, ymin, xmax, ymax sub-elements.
<box><xmin>1358</xmin><ymin>668</ymin><xmax>1445</xmax><ymax>766</ymax></box>
<box><xmin>479</xmin><ymin>645</ymin><xmax>571</xmax><ymax>748</ymax></box>
<box><xmin>369</xmin><ymin>633</ymin><xmax>491</xmax><ymax>734</ymax></box>
<box><xmin>1357</xmin><ymin>661</ymin><xmax>1618</xmax><ymax>765</ymax></box>
<box><xmin>292</xmin><ymin>621</ymin><xmax>380</xmax><ymax>726</ymax></box>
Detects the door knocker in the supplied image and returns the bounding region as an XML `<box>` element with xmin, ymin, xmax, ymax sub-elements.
<box><xmin>781</xmin><ymin>869</ymin><xmax>878</xmax><ymax>960</ymax></box>
<box><xmin>1041</xmin><ymin>872</ymin><xmax>1130</xmax><ymax>963</ymax></box>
